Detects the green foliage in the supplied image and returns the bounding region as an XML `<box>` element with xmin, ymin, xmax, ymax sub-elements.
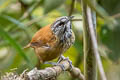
<box><xmin>0</xmin><ymin>26</ymin><xmax>32</xmax><ymax>66</ymax></box>
<box><xmin>99</xmin><ymin>0</ymin><xmax>120</xmax><ymax>15</ymax></box>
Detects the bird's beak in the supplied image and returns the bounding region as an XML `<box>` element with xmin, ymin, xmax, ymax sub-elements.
<box><xmin>69</xmin><ymin>16</ymin><xmax>74</xmax><ymax>21</ymax></box>
<box><xmin>65</xmin><ymin>16</ymin><xmax>74</xmax><ymax>23</ymax></box>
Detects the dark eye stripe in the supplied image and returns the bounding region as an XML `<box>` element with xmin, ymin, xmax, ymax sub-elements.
<box><xmin>51</xmin><ymin>16</ymin><xmax>69</xmax><ymax>32</ymax></box>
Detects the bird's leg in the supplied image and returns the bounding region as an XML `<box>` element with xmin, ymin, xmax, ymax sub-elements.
<box><xmin>35</xmin><ymin>55</ymin><xmax>43</xmax><ymax>69</ymax></box>
<box><xmin>57</xmin><ymin>55</ymin><xmax>73</xmax><ymax>71</ymax></box>
<box><xmin>44</xmin><ymin>55</ymin><xmax>66</xmax><ymax>66</ymax></box>
<box><xmin>57</xmin><ymin>55</ymin><xmax>66</xmax><ymax>64</ymax></box>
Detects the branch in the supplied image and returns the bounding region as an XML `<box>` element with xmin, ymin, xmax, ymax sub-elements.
<box><xmin>81</xmin><ymin>0</ymin><xmax>97</xmax><ymax>80</ymax></box>
<box><xmin>81</xmin><ymin>0</ymin><xmax>107</xmax><ymax>80</ymax></box>
<box><xmin>1</xmin><ymin>60</ymin><xmax>84</xmax><ymax>80</ymax></box>
<box><xmin>86</xmin><ymin>7</ymin><xmax>107</xmax><ymax>80</ymax></box>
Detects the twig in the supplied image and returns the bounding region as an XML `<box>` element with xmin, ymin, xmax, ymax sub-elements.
<box><xmin>69</xmin><ymin>0</ymin><xmax>76</xmax><ymax>16</ymax></box>
<box><xmin>1</xmin><ymin>60</ymin><xmax>84</xmax><ymax>80</ymax></box>
<box><xmin>72</xmin><ymin>18</ymin><xmax>82</xmax><ymax>21</ymax></box>
<box><xmin>25</xmin><ymin>15</ymin><xmax>82</xmax><ymax>27</ymax></box>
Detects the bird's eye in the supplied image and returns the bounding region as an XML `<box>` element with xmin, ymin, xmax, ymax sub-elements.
<box><xmin>59</xmin><ymin>22</ymin><xmax>65</xmax><ymax>26</ymax></box>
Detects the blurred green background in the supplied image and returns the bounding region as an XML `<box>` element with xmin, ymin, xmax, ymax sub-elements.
<box><xmin>0</xmin><ymin>0</ymin><xmax>120</xmax><ymax>80</ymax></box>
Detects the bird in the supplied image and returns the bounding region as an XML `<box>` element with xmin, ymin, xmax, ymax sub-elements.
<box><xmin>24</xmin><ymin>16</ymin><xmax>75</xmax><ymax>66</ymax></box>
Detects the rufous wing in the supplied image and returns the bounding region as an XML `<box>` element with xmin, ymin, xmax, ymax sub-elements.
<box><xmin>25</xmin><ymin>24</ymin><xmax>57</xmax><ymax>48</ymax></box>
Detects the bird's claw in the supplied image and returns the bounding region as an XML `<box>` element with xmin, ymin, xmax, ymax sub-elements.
<box><xmin>64</xmin><ymin>57</ymin><xmax>73</xmax><ymax>71</ymax></box>
<box><xmin>57</xmin><ymin>55</ymin><xmax>73</xmax><ymax>71</ymax></box>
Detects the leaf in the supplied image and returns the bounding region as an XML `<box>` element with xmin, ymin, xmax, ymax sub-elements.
<box><xmin>2</xmin><ymin>15</ymin><xmax>31</xmax><ymax>40</ymax></box>
<box><xmin>2</xmin><ymin>15</ymin><xmax>25</xmax><ymax>29</ymax></box>
<box><xmin>44</xmin><ymin>0</ymin><xmax>64</xmax><ymax>14</ymax></box>
<box><xmin>0</xmin><ymin>26</ymin><xmax>32</xmax><ymax>67</ymax></box>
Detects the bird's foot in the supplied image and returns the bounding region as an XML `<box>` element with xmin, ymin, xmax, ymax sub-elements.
<box><xmin>57</xmin><ymin>55</ymin><xmax>73</xmax><ymax>71</ymax></box>
<box><xmin>44</xmin><ymin>55</ymin><xmax>73</xmax><ymax>71</ymax></box>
